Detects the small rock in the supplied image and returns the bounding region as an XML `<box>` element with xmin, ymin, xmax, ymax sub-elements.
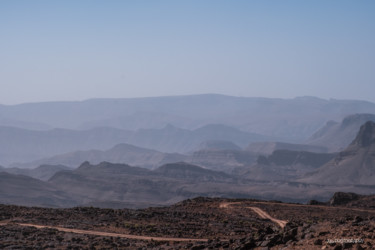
<box><xmin>333</xmin><ymin>244</ymin><xmax>343</xmax><ymax>250</ymax></box>
<box><xmin>260</xmin><ymin>240</ymin><xmax>270</xmax><ymax>247</ymax></box>
<box><xmin>314</xmin><ymin>239</ymin><xmax>323</xmax><ymax>245</ymax></box>
<box><xmin>355</xmin><ymin>245</ymin><xmax>365</xmax><ymax>250</ymax></box>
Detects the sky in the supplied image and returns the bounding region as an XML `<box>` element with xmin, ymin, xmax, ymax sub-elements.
<box><xmin>1</xmin><ymin>0</ymin><xmax>375</xmax><ymax>105</ymax></box>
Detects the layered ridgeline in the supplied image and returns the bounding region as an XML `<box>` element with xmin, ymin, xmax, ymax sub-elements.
<box><xmin>48</xmin><ymin>162</ymin><xmax>237</xmax><ymax>208</ymax></box>
<box><xmin>1</xmin><ymin>124</ymin><xmax>270</xmax><ymax>167</ymax></box>
<box><xmin>2</xmin><ymin>95</ymin><xmax>375</xmax><ymax>141</ymax></box>
<box><xmin>12</xmin><ymin>143</ymin><xmax>257</xmax><ymax>173</ymax></box>
<box><xmin>12</xmin><ymin>144</ymin><xmax>187</xmax><ymax>170</ymax></box>
<box><xmin>1</xmin><ymin>164</ymin><xmax>71</xmax><ymax>181</ymax></box>
<box><xmin>301</xmin><ymin>121</ymin><xmax>375</xmax><ymax>185</ymax></box>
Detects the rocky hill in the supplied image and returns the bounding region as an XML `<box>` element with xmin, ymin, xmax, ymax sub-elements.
<box><xmin>0</xmin><ymin>172</ymin><xmax>77</xmax><ymax>207</ymax></box>
<box><xmin>47</xmin><ymin>161</ymin><xmax>238</xmax><ymax>208</ymax></box>
<box><xmin>238</xmin><ymin>150</ymin><xmax>336</xmax><ymax>181</ymax></box>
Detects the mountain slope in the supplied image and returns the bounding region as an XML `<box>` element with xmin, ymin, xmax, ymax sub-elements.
<box><xmin>48</xmin><ymin>161</ymin><xmax>240</xmax><ymax>207</ymax></box>
<box><xmin>1</xmin><ymin>164</ymin><xmax>71</xmax><ymax>181</ymax></box>
<box><xmin>307</xmin><ymin>113</ymin><xmax>375</xmax><ymax>152</ymax></box>
<box><xmin>301</xmin><ymin>121</ymin><xmax>375</xmax><ymax>185</ymax></box>
<box><xmin>0</xmin><ymin>172</ymin><xmax>77</xmax><ymax>207</ymax></box>
<box><xmin>246</xmin><ymin>141</ymin><xmax>328</xmax><ymax>155</ymax></box>
<box><xmin>240</xmin><ymin>150</ymin><xmax>336</xmax><ymax>181</ymax></box>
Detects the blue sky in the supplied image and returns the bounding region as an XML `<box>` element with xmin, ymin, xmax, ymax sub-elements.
<box><xmin>1</xmin><ymin>0</ymin><xmax>375</xmax><ymax>104</ymax></box>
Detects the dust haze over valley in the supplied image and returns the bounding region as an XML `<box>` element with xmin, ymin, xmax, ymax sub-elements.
<box><xmin>1</xmin><ymin>95</ymin><xmax>375</xmax><ymax>206</ymax></box>
<box><xmin>2</xmin><ymin>1</ymin><xmax>375</xmax><ymax>249</ymax></box>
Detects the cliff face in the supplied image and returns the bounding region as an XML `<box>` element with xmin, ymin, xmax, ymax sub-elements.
<box><xmin>307</xmin><ymin>114</ymin><xmax>375</xmax><ymax>152</ymax></box>
<box><xmin>300</xmin><ymin>121</ymin><xmax>375</xmax><ymax>185</ymax></box>
<box><xmin>349</xmin><ymin>120</ymin><xmax>375</xmax><ymax>148</ymax></box>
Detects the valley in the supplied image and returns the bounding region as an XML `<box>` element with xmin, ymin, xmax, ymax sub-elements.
<box><xmin>1</xmin><ymin>96</ymin><xmax>375</xmax><ymax>249</ymax></box>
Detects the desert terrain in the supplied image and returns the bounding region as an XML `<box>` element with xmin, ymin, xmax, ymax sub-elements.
<box><xmin>1</xmin><ymin>193</ymin><xmax>374</xmax><ymax>249</ymax></box>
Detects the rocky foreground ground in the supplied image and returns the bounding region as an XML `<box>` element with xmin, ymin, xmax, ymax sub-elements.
<box><xmin>1</xmin><ymin>194</ymin><xmax>375</xmax><ymax>249</ymax></box>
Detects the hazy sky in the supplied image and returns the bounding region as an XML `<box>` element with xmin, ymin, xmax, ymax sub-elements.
<box><xmin>1</xmin><ymin>1</ymin><xmax>375</xmax><ymax>105</ymax></box>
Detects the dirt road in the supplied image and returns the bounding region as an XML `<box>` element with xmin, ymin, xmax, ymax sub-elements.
<box><xmin>219</xmin><ymin>202</ymin><xmax>288</xmax><ymax>228</ymax></box>
<box><xmin>1</xmin><ymin>222</ymin><xmax>207</xmax><ymax>242</ymax></box>
<box><xmin>248</xmin><ymin>207</ymin><xmax>288</xmax><ymax>228</ymax></box>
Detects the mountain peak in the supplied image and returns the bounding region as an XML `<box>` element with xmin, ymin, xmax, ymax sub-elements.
<box><xmin>350</xmin><ymin>121</ymin><xmax>375</xmax><ymax>147</ymax></box>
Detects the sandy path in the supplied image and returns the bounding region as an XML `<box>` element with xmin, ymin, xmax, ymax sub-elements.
<box><xmin>2</xmin><ymin>222</ymin><xmax>207</xmax><ymax>242</ymax></box>
<box><xmin>220</xmin><ymin>200</ymin><xmax>375</xmax><ymax>228</ymax></box>
<box><xmin>248</xmin><ymin>207</ymin><xmax>288</xmax><ymax>228</ymax></box>
<box><xmin>219</xmin><ymin>202</ymin><xmax>288</xmax><ymax>228</ymax></box>
<box><xmin>219</xmin><ymin>202</ymin><xmax>238</xmax><ymax>208</ymax></box>
<box><xmin>249</xmin><ymin>201</ymin><xmax>375</xmax><ymax>213</ymax></box>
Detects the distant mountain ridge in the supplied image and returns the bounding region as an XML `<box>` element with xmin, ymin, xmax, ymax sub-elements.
<box><xmin>12</xmin><ymin>142</ymin><xmax>257</xmax><ymax>173</ymax></box>
<box><xmin>0</xmin><ymin>126</ymin><xmax>132</xmax><ymax>165</ymax></box>
<box><xmin>6</xmin><ymin>124</ymin><xmax>268</xmax><ymax>167</ymax></box>
<box><xmin>2</xmin><ymin>94</ymin><xmax>375</xmax><ymax>141</ymax></box>
<box><xmin>12</xmin><ymin>143</ymin><xmax>187</xmax><ymax>169</ymax></box>
<box><xmin>0</xmin><ymin>165</ymin><xmax>71</xmax><ymax>181</ymax></box>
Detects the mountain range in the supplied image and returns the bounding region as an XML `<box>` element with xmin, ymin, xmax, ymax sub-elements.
<box><xmin>1</xmin><ymin>124</ymin><xmax>268</xmax><ymax>167</ymax></box>
<box><xmin>1</xmin><ymin>95</ymin><xmax>375</xmax><ymax>208</ymax></box>
<box><xmin>2</xmin><ymin>94</ymin><xmax>375</xmax><ymax>141</ymax></box>
<box><xmin>3</xmin><ymin>117</ymin><xmax>375</xmax><ymax>208</ymax></box>
<box><xmin>11</xmin><ymin>143</ymin><xmax>186</xmax><ymax>170</ymax></box>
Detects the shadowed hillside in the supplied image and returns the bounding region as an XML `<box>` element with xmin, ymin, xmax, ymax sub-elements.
<box><xmin>301</xmin><ymin>121</ymin><xmax>375</xmax><ymax>185</ymax></box>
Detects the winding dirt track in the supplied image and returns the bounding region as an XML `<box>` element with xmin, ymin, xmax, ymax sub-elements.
<box><xmin>248</xmin><ymin>207</ymin><xmax>288</xmax><ymax>228</ymax></box>
<box><xmin>219</xmin><ymin>200</ymin><xmax>375</xmax><ymax>229</ymax></box>
<box><xmin>0</xmin><ymin>222</ymin><xmax>208</xmax><ymax>242</ymax></box>
<box><xmin>0</xmin><ymin>203</ymin><xmax>287</xmax><ymax>241</ymax></box>
<box><xmin>219</xmin><ymin>202</ymin><xmax>288</xmax><ymax>228</ymax></box>
<box><xmin>4</xmin><ymin>201</ymin><xmax>373</xmax><ymax>241</ymax></box>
